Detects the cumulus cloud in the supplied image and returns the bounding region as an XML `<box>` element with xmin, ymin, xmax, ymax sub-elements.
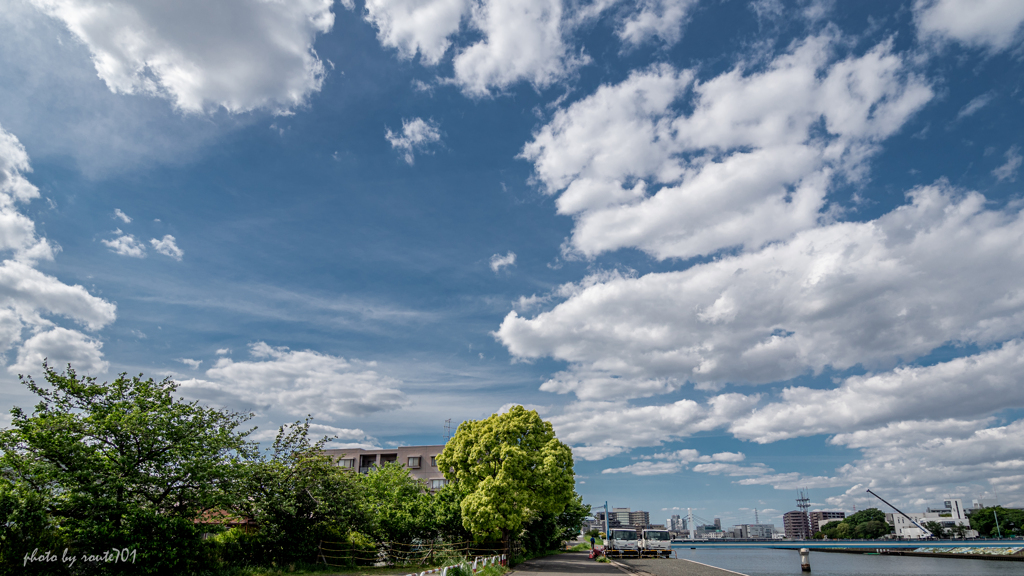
<box><xmin>737</xmin><ymin>418</ymin><xmax>1024</xmax><ymax>510</ymax></box>
<box><xmin>731</xmin><ymin>341</ymin><xmax>1024</xmax><ymax>443</ymax></box>
<box><xmin>102</xmin><ymin>230</ymin><xmax>146</xmax><ymax>258</ymax></box>
<box><xmin>498</xmin><ymin>184</ymin><xmax>1024</xmax><ymax>396</ymax></box>
<box><xmin>915</xmin><ymin>0</ymin><xmax>1024</xmax><ymax>52</ymax></box>
<box><xmin>520</xmin><ymin>34</ymin><xmax>932</xmax><ymax>260</ymax></box>
<box><xmin>993</xmin><ymin>145</ymin><xmax>1022</xmax><ymax>182</ymax></box>
<box><xmin>551</xmin><ymin>394</ymin><xmax>759</xmax><ymax>459</ymax></box>
<box><xmin>366</xmin><ymin>0</ymin><xmax>589</xmax><ymax>96</ymax></box>
<box><xmin>179</xmin><ymin>342</ymin><xmax>409</xmax><ymax>420</ymax></box>
<box><xmin>386</xmin><ymin>118</ymin><xmax>442</xmax><ymax>165</ymax></box>
<box><xmin>364</xmin><ymin>0</ymin><xmax>470</xmax><ymax>65</ymax></box>
<box><xmin>113</xmin><ymin>208</ymin><xmax>132</xmax><ymax>223</ymax></box>
<box><xmin>249</xmin><ymin>421</ymin><xmax>378</xmax><ymax>447</ymax></box>
<box><xmin>602</xmin><ymin>449</ymin><xmax>757</xmax><ymax>476</ymax></box>
<box><xmin>489</xmin><ymin>251</ymin><xmax>516</xmax><ymax>273</ymax></box>
<box><xmin>617</xmin><ymin>0</ymin><xmax>698</xmax><ymax>47</ymax></box>
<box><xmin>29</xmin><ymin>0</ymin><xmax>337</xmax><ymax>113</ymax></box>
<box><xmin>150</xmin><ymin>235</ymin><xmax>183</xmax><ymax>260</ymax></box>
<box><xmin>10</xmin><ymin>327</ymin><xmax>108</xmax><ymax>375</ymax></box>
<box><xmin>0</xmin><ymin>125</ymin><xmax>116</xmax><ymax>374</ymax></box>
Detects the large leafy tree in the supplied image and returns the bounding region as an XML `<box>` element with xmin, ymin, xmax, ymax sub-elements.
<box><xmin>435</xmin><ymin>405</ymin><xmax>575</xmax><ymax>554</ymax></box>
<box><xmin>0</xmin><ymin>363</ymin><xmax>255</xmax><ymax>573</ymax></box>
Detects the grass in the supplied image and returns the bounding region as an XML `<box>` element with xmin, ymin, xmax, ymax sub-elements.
<box><xmin>224</xmin><ymin>559</ymin><xmax>505</xmax><ymax>576</ymax></box>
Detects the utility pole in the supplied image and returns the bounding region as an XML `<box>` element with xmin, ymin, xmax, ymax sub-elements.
<box><xmin>604</xmin><ymin>501</ymin><xmax>610</xmax><ymax>542</ymax></box>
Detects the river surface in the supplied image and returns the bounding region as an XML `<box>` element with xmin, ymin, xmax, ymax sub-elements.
<box><xmin>668</xmin><ymin>547</ymin><xmax>1023</xmax><ymax>576</ymax></box>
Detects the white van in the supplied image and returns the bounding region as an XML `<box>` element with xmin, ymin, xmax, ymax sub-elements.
<box><xmin>641</xmin><ymin>529</ymin><xmax>672</xmax><ymax>557</ymax></box>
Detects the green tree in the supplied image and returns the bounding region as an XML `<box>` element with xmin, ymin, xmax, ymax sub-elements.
<box><xmin>968</xmin><ymin>506</ymin><xmax>1024</xmax><ymax>537</ymax></box>
<box><xmin>921</xmin><ymin>521</ymin><xmax>946</xmax><ymax>538</ymax></box>
<box><xmin>362</xmin><ymin>461</ymin><xmax>436</xmax><ymax>545</ymax></box>
<box><xmin>0</xmin><ymin>363</ymin><xmax>255</xmax><ymax>574</ymax></box>
<box><xmin>431</xmin><ymin>483</ymin><xmax>472</xmax><ymax>543</ymax></box>
<box><xmin>232</xmin><ymin>419</ymin><xmax>367</xmax><ymax>567</ymax></box>
<box><xmin>435</xmin><ymin>406</ymin><xmax>575</xmax><ymax>555</ymax></box>
<box><xmin>816</xmin><ymin>509</ymin><xmax>890</xmax><ymax>540</ymax></box>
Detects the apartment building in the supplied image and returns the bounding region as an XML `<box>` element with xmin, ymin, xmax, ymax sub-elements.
<box><xmin>783</xmin><ymin>511</ymin><xmax>810</xmax><ymax>539</ymax></box>
<box><xmin>810</xmin><ymin>510</ymin><xmax>846</xmax><ymax>531</ymax></box>
<box><xmin>322</xmin><ymin>444</ymin><xmax>450</xmax><ymax>490</ymax></box>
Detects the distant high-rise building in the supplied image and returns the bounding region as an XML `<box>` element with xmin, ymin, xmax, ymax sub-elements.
<box><xmin>809</xmin><ymin>510</ymin><xmax>845</xmax><ymax>532</ymax></box>
<box><xmin>668</xmin><ymin>514</ymin><xmax>686</xmax><ymax>531</ymax></box>
<box><xmin>612</xmin><ymin>507</ymin><xmax>631</xmax><ymax>525</ymax></box>
<box><xmin>629</xmin><ymin>510</ymin><xmax>650</xmax><ymax>527</ymax></box>
<box><xmin>713</xmin><ymin>517</ymin><xmax>721</xmax><ymax>529</ymax></box>
<box><xmin>783</xmin><ymin>511</ymin><xmax>811</xmax><ymax>539</ymax></box>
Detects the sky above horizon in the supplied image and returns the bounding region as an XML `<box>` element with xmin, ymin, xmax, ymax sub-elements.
<box><xmin>1</xmin><ymin>0</ymin><xmax>1024</xmax><ymax>529</ymax></box>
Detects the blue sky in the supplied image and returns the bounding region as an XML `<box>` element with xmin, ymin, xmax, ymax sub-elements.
<box><xmin>2</xmin><ymin>0</ymin><xmax>1024</xmax><ymax>530</ymax></box>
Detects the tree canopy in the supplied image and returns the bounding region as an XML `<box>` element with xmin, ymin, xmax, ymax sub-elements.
<box><xmin>815</xmin><ymin>508</ymin><xmax>890</xmax><ymax>540</ymax></box>
<box><xmin>435</xmin><ymin>405</ymin><xmax>576</xmax><ymax>547</ymax></box>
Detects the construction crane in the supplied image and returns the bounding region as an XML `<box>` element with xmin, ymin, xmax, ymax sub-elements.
<box><xmin>866</xmin><ymin>489</ymin><xmax>933</xmax><ymax>538</ymax></box>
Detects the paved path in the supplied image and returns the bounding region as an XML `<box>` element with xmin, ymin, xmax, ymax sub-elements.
<box><xmin>510</xmin><ymin>553</ymin><xmax>747</xmax><ymax>576</ymax></box>
<box><xmin>512</xmin><ymin>552</ymin><xmax>622</xmax><ymax>575</ymax></box>
<box><xmin>618</xmin><ymin>558</ymin><xmax>748</xmax><ymax>576</ymax></box>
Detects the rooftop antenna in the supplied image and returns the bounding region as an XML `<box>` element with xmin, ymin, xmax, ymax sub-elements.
<box><xmin>443</xmin><ymin>418</ymin><xmax>452</xmax><ymax>443</ymax></box>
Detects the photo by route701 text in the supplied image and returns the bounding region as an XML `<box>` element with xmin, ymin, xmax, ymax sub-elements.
<box><xmin>23</xmin><ymin>547</ymin><xmax>137</xmax><ymax>568</ymax></box>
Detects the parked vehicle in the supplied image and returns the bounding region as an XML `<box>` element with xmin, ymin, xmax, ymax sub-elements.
<box><xmin>606</xmin><ymin>528</ymin><xmax>639</xmax><ymax>557</ymax></box>
<box><xmin>641</xmin><ymin>529</ymin><xmax>673</xmax><ymax>557</ymax></box>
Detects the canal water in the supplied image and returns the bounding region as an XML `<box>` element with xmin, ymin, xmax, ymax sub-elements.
<box><xmin>670</xmin><ymin>547</ymin><xmax>1023</xmax><ymax>576</ymax></box>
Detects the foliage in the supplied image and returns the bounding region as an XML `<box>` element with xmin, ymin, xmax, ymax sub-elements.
<box><xmin>518</xmin><ymin>492</ymin><xmax>590</xmax><ymax>555</ymax></box>
<box><xmin>568</xmin><ymin>542</ymin><xmax>591</xmax><ymax>551</ymax></box>
<box><xmin>431</xmin><ymin>483</ymin><xmax>473</xmax><ymax>543</ymax></box>
<box><xmin>230</xmin><ymin>418</ymin><xmax>367</xmax><ymax>567</ymax></box>
<box><xmin>968</xmin><ymin>506</ymin><xmax>1024</xmax><ymax>537</ymax></box>
<box><xmin>814</xmin><ymin>508</ymin><xmax>890</xmax><ymax>540</ymax></box>
<box><xmin>0</xmin><ymin>363</ymin><xmax>254</xmax><ymax>574</ymax></box>
<box><xmin>363</xmin><ymin>461</ymin><xmax>435</xmax><ymax>544</ymax></box>
<box><xmin>436</xmin><ymin>406</ymin><xmax>575</xmax><ymax>549</ymax></box>
<box><xmin>584</xmin><ymin>528</ymin><xmax>601</xmax><ymax>540</ymax></box>
<box><xmin>596</xmin><ymin>555</ymin><xmax>610</xmax><ymax>563</ymax></box>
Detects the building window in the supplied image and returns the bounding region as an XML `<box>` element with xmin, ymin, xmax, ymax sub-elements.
<box><xmin>430</xmin><ymin>456</ymin><xmax>437</xmax><ymax>467</ymax></box>
<box><xmin>338</xmin><ymin>458</ymin><xmax>355</xmax><ymax>468</ymax></box>
<box><xmin>408</xmin><ymin>456</ymin><xmax>421</xmax><ymax>468</ymax></box>
<box><xmin>430</xmin><ymin>479</ymin><xmax>448</xmax><ymax>490</ymax></box>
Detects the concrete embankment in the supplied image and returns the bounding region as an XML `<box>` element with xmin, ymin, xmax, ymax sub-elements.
<box><xmin>813</xmin><ymin>546</ymin><xmax>1024</xmax><ymax>562</ymax></box>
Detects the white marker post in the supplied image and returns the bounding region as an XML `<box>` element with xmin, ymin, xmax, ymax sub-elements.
<box><xmin>800</xmin><ymin>548</ymin><xmax>810</xmax><ymax>572</ymax></box>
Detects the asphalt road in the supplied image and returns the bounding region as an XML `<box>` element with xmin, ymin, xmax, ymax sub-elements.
<box><xmin>513</xmin><ymin>552</ymin><xmax>623</xmax><ymax>575</ymax></box>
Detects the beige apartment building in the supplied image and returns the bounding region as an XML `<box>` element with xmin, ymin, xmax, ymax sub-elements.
<box><xmin>322</xmin><ymin>444</ymin><xmax>450</xmax><ymax>490</ymax></box>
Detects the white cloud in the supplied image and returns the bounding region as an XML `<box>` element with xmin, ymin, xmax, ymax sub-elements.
<box><xmin>366</xmin><ymin>0</ymin><xmax>589</xmax><ymax>96</ymax></box>
<box><xmin>10</xmin><ymin>327</ymin><xmax>108</xmax><ymax>375</ymax></box>
<box><xmin>915</xmin><ymin>0</ymin><xmax>1024</xmax><ymax>52</ymax></box>
<box><xmin>215</xmin><ymin>348</ymin><xmax>231</xmax><ymax>355</ymax></box>
<box><xmin>489</xmin><ymin>251</ymin><xmax>516</xmax><ymax>273</ymax></box>
<box><xmin>550</xmin><ymin>394</ymin><xmax>759</xmax><ymax>459</ymax></box>
<box><xmin>150</xmin><ymin>235</ymin><xmax>183</xmax><ymax>260</ymax></box>
<box><xmin>179</xmin><ymin>342</ymin><xmax>409</xmax><ymax>420</ymax></box>
<box><xmin>617</xmin><ymin>0</ymin><xmax>698</xmax><ymax>47</ymax></box>
<box><xmin>956</xmin><ymin>92</ymin><xmax>994</xmax><ymax>120</ymax></box>
<box><xmin>177</xmin><ymin>357</ymin><xmax>202</xmax><ymax>369</ymax></box>
<box><xmin>993</xmin><ymin>145</ymin><xmax>1022</xmax><ymax>182</ymax></box>
<box><xmin>738</xmin><ymin>418</ymin><xmax>1024</xmax><ymax>509</ymax></box>
<box><xmin>113</xmin><ymin>208</ymin><xmax>132</xmax><ymax>223</ymax></box>
<box><xmin>731</xmin><ymin>341</ymin><xmax>1024</xmax><ymax>443</ymax></box>
<box><xmin>102</xmin><ymin>229</ymin><xmax>146</xmax><ymax>258</ymax></box>
<box><xmin>248</xmin><ymin>421</ymin><xmax>377</xmax><ymax>446</ymax></box>
<box><xmin>0</xmin><ymin>124</ymin><xmax>116</xmax><ymax>375</ymax></box>
<box><xmin>602</xmin><ymin>449</ymin><xmax>755</xmax><ymax>476</ymax></box>
<box><xmin>603</xmin><ymin>461</ymin><xmax>685</xmax><ymax>475</ymax></box>
<box><xmin>520</xmin><ymin>34</ymin><xmax>932</xmax><ymax>260</ymax></box>
<box><xmin>364</xmin><ymin>0</ymin><xmax>471</xmax><ymax>65</ymax></box>
<box><xmin>29</xmin><ymin>0</ymin><xmax>337</xmax><ymax>114</ymax></box>
<box><xmin>385</xmin><ymin>118</ymin><xmax>442</xmax><ymax>165</ymax></box>
<box><xmin>498</xmin><ymin>184</ymin><xmax>1024</xmax><ymax>396</ymax></box>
